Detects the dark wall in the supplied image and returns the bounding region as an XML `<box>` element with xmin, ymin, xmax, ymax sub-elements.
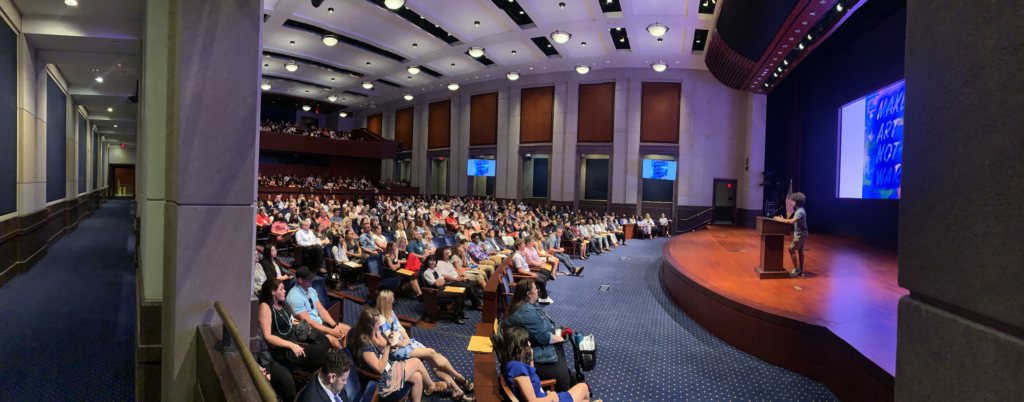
<box><xmin>78</xmin><ymin>114</ymin><xmax>87</xmax><ymax>194</ymax></box>
<box><xmin>92</xmin><ymin>129</ymin><xmax>99</xmax><ymax>189</ymax></box>
<box><xmin>46</xmin><ymin>76</ymin><xmax>67</xmax><ymax>202</ymax></box>
<box><xmin>764</xmin><ymin>1</ymin><xmax>906</xmax><ymax>245</ymax></box>
<box><xmin>260</xmin><ymin>103</ymin><xmax>297</xmax><ymax>125</ymax></box>
<box><xmin>583</xmin><ymin>158</ymin><xmax>608</xmax><ymax>200</ymax></box>
<box><xmin>642</xmin><ymin>178</ymin><xmax>673</xmax><ymax>202</ymax></box>
<box><xmin>0</xmin><ymin>22</ymin><xmax>16</xmax><ymax>215</ymax></box>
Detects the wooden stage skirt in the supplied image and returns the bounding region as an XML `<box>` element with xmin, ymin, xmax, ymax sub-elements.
<box><xmin>660</xmin><ymin>225</ymin><xmax>903</xmax><ymax>402</ymax></box>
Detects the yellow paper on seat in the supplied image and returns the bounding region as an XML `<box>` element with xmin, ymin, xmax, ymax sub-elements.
<box><xmin>343</xmin><ymin>262</ymin><xmax>362</xmax><ymax>268</ymax></box>
<box><xmin>582</xmin><ymin>240</ymin><xmax>589</xmax><ymax>244</ymax></box>
<box><xmin>493</xmin><ymin>319</ymin><xmax>499</xmax><ymax>334</ymax></box>
<box><xmin>542</xmin><ymin>264</ymin><xmax>552</xmax><ymax>271</ymax></box>
<box><xmin>467</xmin><ymin>336</ymin><xmax>493</xmax><ymax>354</ymax></box>
<box><xmin>442</xmin><ymin>286</ymin><xmax>466</xmax><ymax>294</ymax></box>
<box><xmin>397</xmin><ymin>269</ymin><xmax>415</xmax><ymax>276</ymax></box>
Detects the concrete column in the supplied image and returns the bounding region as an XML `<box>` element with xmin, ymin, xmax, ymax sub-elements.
<box><xmin>896</xmin><ymin>1</ymin><xmax>1024</xmax><ymax>400</ymax></box>
<box><xmin>505</xmin><ymin>87</ymin><xmax>522</xmax><ymax>199</ymax></box>
<box><xmin>457</xmin><ymin>94</ymin><xmax>471</xmax><ymax>196</ymax></box>
<box><xmin>494</xmin><ymin>87</ymin><xmax>509</xmax><ymax>199</ymax></box>
<box><xmin>414</xmin><ymin>104</ymin><xmax>428</xmax><ymax>191</ymax></box>
<box><xmin>145</xmin><ymin>0</ymin><xmax>263</xmax><ymax>400</ymax></box>
<box><xmin>548</xmin><ymin>82</ymin><xmax>568</xmax><ymax>202</ymax></box>
<box><xmin>737</xmin><ymin>93</ymin><xmax>766</xmax><ymax>215</ymax></box>
<box><xmin>447</xmin><ymin>95</ymin><xmax>462</xmax><ymax>196</ymax></box>
<box><xmin>562</xmin><ymin>81</ymin><xmax>580</xmax><ymax>203</ymax></box>
<box><xmin>624</xmin><ymin>78</ymin><xmax>642</xmax><ymax>205</ymax></box>
<box><xmin>16</xmin><ymin>28</ymin><xmax>46</xmax><ymax>216</ymax></box>
<box><xmin>610</xmin><ymin>78</ymin><xmax>628</xmax><ymax>206</ymax></box>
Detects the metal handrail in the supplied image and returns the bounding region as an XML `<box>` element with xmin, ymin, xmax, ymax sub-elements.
<box><xmin>213</xmin><ymin>301</ymin><xmax>277</xmax><ymax>401</ymax></box>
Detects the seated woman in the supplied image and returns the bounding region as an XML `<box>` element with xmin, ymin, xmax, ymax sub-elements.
<box><xmin>376</xmin><ymin>290</ymin><xmax>474</xmax><ymax>402</ymax></box>
<box><xmin>642</xmin><ymin>213</ymin><xmax>657</xmax><ymax>239</ymax></box>
<box><xmin>260</xmin><ymin>245</ymin><xmax>294</xmax><ymax>286</ymax></box>
<box><xmin>269</xmin><ymin>215</ymin><xmax>293</xmax><ymax>244</ymax></box>
<box><xmin>503</xmin><ymin>278</ymin><xmax>572</xmax><ymax>392</ymax></box>
<box><xmin>348</xmin><ymin>308</ymin><xmax>443</xmax><ymax>402</ymax></box>
<box><xmin>393</xmin><ymin>222</ymin><xmax>408</xmax><ymax>242</ymax></box>
<box><xmin>493</xmin><ymin>325</ymin><xmax>590</xmax><ymax>402</ymax></box>
<box><xmin>383</xmin><ymin>241</ymin><xmax>422</xmax><ymax>298</ymax></box>
<box><xmin>422</xmin><ymin>232</ymin><xmax>438</xmax><ymax>256</ymax></box>
<box><xmin>330</xmin><ymin>230</ymin><xmax>366</xmax><ymax>291</ymax></box>
<box><xmin>511</xmin><ymin>241</ymin><xmax>552</xmax><ymax>305</ymax></box>
<box><xmin>258</xmin><ymin>278</ymin><xmax>329</xmax><ymax>400</ymax></box>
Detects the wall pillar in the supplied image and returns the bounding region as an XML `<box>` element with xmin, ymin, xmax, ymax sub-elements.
<box><xmin>736</xmin><ymin>93</ymin><xmax>766</xmax><ymax>226</ymax></box>
<box><xmin>548</xmin><ymin>82</ymin><xmax>568</xmax><ymax>202</ymax></box>
<box><xmin>561</xmin><ymin>81</ymin><xmax>579</xmax><ymax>204</ymax></box>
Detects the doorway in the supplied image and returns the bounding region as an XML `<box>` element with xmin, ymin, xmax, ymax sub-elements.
<box><xmin>429</xmin><ymin>157</ymin><xmax>448</xmax><ymax>196</ymax></box>
<box><xmin>712</xmin><ymin>179</ymin><xmax>737</xmax><ymax>224</ymax></box>
<box><xmin>110</xmin><ymin>164</ymin><xmax>136</xmax><ymax>197</ymax></box>
<box><xmin>521</xmin><ymin>153</ymin><xmax>549</xmax><ymax>199</ymax></box>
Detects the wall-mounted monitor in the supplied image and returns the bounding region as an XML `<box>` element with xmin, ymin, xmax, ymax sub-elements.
<box><xmin>468</xmin><ymin>159</ymin><xmax>496</xmax><ymax>177</ymax></box>
<box><xmin>837</xmin><ymin>79</ymin><xmax>904</xmax><ymax>199</ymax></box>
<box><xmin>642</xmin><ymin>159</ymin><xmax>677</xmax><ymax>180</ymax></box>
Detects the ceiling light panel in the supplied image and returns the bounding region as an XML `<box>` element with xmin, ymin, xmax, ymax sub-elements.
<box><xmin>490</xmin><ymin>0</ymin><xmax>535</xmax><ymax>28</ymax></box>
<box><xmin>269</xmin><ymin>30</ymin><xmax>400</xmax><ymax>73</ymax></box>
<box><xmin>609</xmin><ymin>28</ymin><xmax>631</xmax><ymax>50</ymax></box>
<box><xmin>631</xmin><ymin>0</ymin><xmax>688</xmax><ymax>17</ymax></box>
<box><xmin>634</xmin><ymin>27</ymin><xmax>684</xmax><ymax>54</ymax></box>
<box><xmin>291</xmin><ymin>3</ymin><xmax>442</xmax><ymax>57</ymax></box>
<box><xmin>427</xmin><ymin>54</ymin><xmax>484</xmax><ymax>76</ymax></box>
<box><xmin>364</xmin><ymin>0</ymin><xmax>460</xmax><ymax>45</ymax></box>
<box><xmin>692</xmin><ymin>29</ymin><xmax>709</xmax><ymax>52</ymax></box>
<box><xmin>525</xmin><ymin>0</ymin><xmax>593</xmax><ymax>24</ymax></box>
<box><xmin>530</xmin><ymin>37</ymin><xmax>561</xmax><ymax>58</ymax></box>
<box><xmin>374</xmin><ymin>78</ymin><xmax>403</xmax><ymax>88</ymax></box>
<box><xmin>597</xmin><ymin>0</ymin><xmax>622</xmax><ymax>14</ymax></box>
<box><xmin>410</xmin><ymin>0</ymin><xmax>511</xmax><ymax>41</ymax></box>
<box><xmin>561</xmin><ymin>31</ymin><xmax>609</xmax><ymax>57</ymax></box>
<box><xmin>698</xmin><ymin>0</ymin><xmax>717</xmax><ymax>15</ymax></box>
<box><xmin>483</xmin><ymin>40</ymin><xmax>541</xmax><ymax>65</ymax></box>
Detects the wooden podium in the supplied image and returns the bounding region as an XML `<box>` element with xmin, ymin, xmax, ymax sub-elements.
<box><xmin>755</xmin><ymin>217</ymin><xmax>792</xmax><ymax>279</ymax></box>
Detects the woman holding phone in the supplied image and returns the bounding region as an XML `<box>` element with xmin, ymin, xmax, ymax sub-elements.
<box><xmin>348</xmin><ymin>308</ymin><xmax>443</xmax><ymax>401</ymax></box>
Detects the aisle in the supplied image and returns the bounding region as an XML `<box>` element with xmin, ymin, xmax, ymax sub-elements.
<box><xmin>0</xmin><ymin>199</ymin><xmax>136</xmax><ymax>401</ymax></box>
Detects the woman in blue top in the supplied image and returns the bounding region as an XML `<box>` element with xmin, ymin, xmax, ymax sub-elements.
<box><xmin>493</xmin><ymin>325</ymin><xmax>590</xmax><ymax>402</ymax></box>
<box><xmin>504</xmin><ymin>278</ymin><xmax>571</xmax><ymax>391</ymax></box>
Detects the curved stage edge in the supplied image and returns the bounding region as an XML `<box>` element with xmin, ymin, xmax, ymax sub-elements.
<box><xmin>660</xmin><ymin>226</ymin><xmax>899</xmax><ymax>402</ymax></box>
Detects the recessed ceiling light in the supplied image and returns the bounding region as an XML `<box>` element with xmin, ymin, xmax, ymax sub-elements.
<box><xmin>384</xmin><ymin>0</ymin><xmax>406</xmax><ymax>10</ymax></box>
<box><xmin>328</xmin><ymin>7</ymin><xmax>334</xmax><ymax>13</ymax></box>
<box><xmin>107</xmin><ymin>108</ymin><xmax>113</xmax><ymax>112</ymax></box>
<box><xmin>581</xmin><ymin>42</ymin><xmax>586</xmax><ymax>46</ymax></box>
<box><xmin>474</xmin><ymin>21</ymin><xmax>480</xmax><ymax>26</ymax></box>
<box><xmin>558</xmin><ymin>2</ymin><xmax>565</xmax><ymax>8</ymax></box>
<box><xmin>95</xmin><ymin>77</ymin><xmax>103</xmax><ymax>83</ymax></box>
<box><xmin>412</xmin><ymin>43</ymin><xmax>418</xmax><ymax>48</ymax></box>
<box><xmin>331</xmin><ymin>77</ymin><xmax>335</xmax><ymax>81</ymax></box>
<box><xmin>807</xmin><ymin>34</ymin><xmax>813</xmax><ymax>40</ymax></box>
<box><xmin>289</xmin><ymin>41</ymin><xmax>295</xmax><ymax>45</ymax></box>
<box><xmin>451</xmin><ymin>63</ymin><xmax>456</xmax><ymax>67</ymax></box>
<box><xmin>91</xmin><ymin>68</ymin><xmax>99</xmax><ymax>72</ymax></box>
<box><xmin>366</xmin><ymin>62</ymin><xmax>371</xmax><ymax>66</ymax></box>
<box><xmin>619</xmin><ymin>38</ymin><xmax>624</xmax><ymax>42</ymax></box>
<box><xmin>646</xmin><ymin>22</ymin><xmax>669</xmax><ymax>37</ymax></box>
<box><xmin>264</xmin><ymin>64</ymin><xmax>268</xmax><ymax>67</ymax></box>
<box><xmin>550</xmin><ymin>31</ymin><xmax>571</xmax><ymax>43</ymax></box>
<box><xmin>616</xmin><ymin>27</ymin><xmax>621</xmax><ymax>31</ymax></box>
<box><xmin>114</xmin><ymin>125</ymin><xmax>118</xmax><ymax>128</ymax></box>
<box><xmin>837</xmin><ymin>3</ymin><xmax>843</xmax><ymax>11</ymax></box>
<box><xmin>511</xmin><ymin>50</ymin><xmax>517</xmax><ymax>55</ymax></box>
<box><xmin>65</xmin><ymin>0</ymin><xmax>77</xmax><ymax>6</ymax></box>
<box><xmin>529</xmin><ymin>67</ymin><xmax>533</xmax><ymax>70</ymax></box>
<box><xmin>322</xmin><ymin>35</ymin><xmax>338</xmax><ymax>46</ymax></box>
<box><xmin>657</xmin><ymin>38</ymin><xmax>663</xmax><ymax>43</ymax></box>
<box><xmin>799</xmin><ymin>43</ymin><xmax>805</xmax><ymax>50</ymax></box>
<box><xmin>519</xmin><ymin>11</ymin><xmax>524</xmax><ymax>14</ymax></box>
<box><xmin>407</xmin><ymin>76</ymin><xmax>412</xmax><ymax>79</ymax></box>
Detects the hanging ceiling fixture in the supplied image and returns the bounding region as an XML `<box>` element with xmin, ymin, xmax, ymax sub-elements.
<box><xmin>362</xmin><ymin>82</ymin><xmax>374</xmax><ymax>89</ymax></box>
<box><xmin>404</xmin><ymin>94</ymin><xmax>414</xmax><ymax>100</ymax></box>
<box><xmin>285</xmin><ymin>62</ymin><xmax>299</xmax><ymax>72</ymax></box>
<box><xmin>321</xmin><ymin>34</ymin><xmax>339</xmax><ymax>46</ymax></box>
<box><xmin>302</xmin><ymin>105</ymin><xmax>311</xmax><ymax>111</ymax></box>
<box><xmin>261</xmin><ymin>82</ymin><xmax>271</xmax><ymax>90</ymax></box>
<box><xmin>447</xmin><ymin>83</ymin><xmax>460</xmax><ymax>91</ymax></box>
<box><xmin>651</xmin><ymin>61</ymin><xmax>668</xmax><ymax>72</ymax></box>
<box><xmin>646</xmin><ymin>22</ymin><xmax>669</xmax><ymax>37</ymax></box>
<box><xmin>506</xmin><ymin>71</ymin><xmax>520</xmax><ymax>81</ymax></box>
<box><xmin>328</xmin><ymin>95</ymin><xmax>337</xmax><ymax>101</ymax></box>
<box><xmin>550</xmin><ymin>31</ymin><xmax>571</xmax><ymax>44</ymax></box>
<box><xmin>339</xmin><ymin>112</ymin><xmax>348</xmax><ymax>117</ymax></box>
<box><xmin>574</xmin><ymin>64</ymin><xmax>590</xmax><ymax>74</ymax></box>
<box><xmin>383</xmin><ymin>0</ymin><xmax>406</xmax><ymax>10</ymax></box>
<box><xmin>467</xmin><ymin>47</ymin><xmax>485</xmax><ymax>58</ymax></box>
<box><xmin>407</xmin><ymin>66</ymin><xmax>420</xmax><ymax>75</ymax></box>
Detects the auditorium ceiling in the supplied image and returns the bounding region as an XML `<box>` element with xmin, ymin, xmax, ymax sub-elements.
<box><xmin>13</xmin><ymin>0</ymin><xmax>142</xmax><ymax>146</ymax></box>
<box><xmin>261</xmin><ymin>0</ymin><xmax>722</xmax><ymax>112</ymax></box>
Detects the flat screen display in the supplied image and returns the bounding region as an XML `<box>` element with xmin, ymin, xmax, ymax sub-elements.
<box><xmin>837</xmin><ymin>79</ymin><xmax>904</xmax><ymax>199</ymax></box>
<box><xmin>468</xmin><ymin>159</ymin><xmax>495</xmax><ymax>177</ymax></box>
<box><xmin>641</xmin><ymin>159</ymin><xmax>677</xmax><ymax>180</ymax></box>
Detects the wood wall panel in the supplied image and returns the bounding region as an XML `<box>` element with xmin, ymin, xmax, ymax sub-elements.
<box><xmin>577</xmin><ymin>83</ymin><xmax>615</xmax><ymax>143</ymax></box>
<box><xmin>428</xmin><ymin>99</ymin><xmax>451</xmax><ymax>149</ymax></box>
<box><xmin>394</xmin><ymin>108</ymin><xmax>414</xmax><ymax>151</ymax></box>
<box><xmin>367</xmin><ymin>113</ymin><xmax>383</xmax><ymax>136</ymax></box>
<box><xmin>520</xmin><ymin>86</ymin><xmax>554</xmax><ymax>144</ymax></box>
<box><xmin>640</xmin><ymin>82</ymin><xmax>681</xmax><ymax>143</ymax></box>
<box><xmin>470</xmin><ymin>92</ymin><xmax>498</xmax><ymax>146</ymax></box>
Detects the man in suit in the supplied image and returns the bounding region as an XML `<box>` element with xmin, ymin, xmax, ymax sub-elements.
<box><xmin>298</xmin><ymin>348</ymin><xmax>355</xmax><ymax>402</ymax></box>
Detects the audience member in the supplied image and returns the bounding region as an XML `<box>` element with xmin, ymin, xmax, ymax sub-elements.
<box><xmin>286</xmin><ymin>267</ymin><xmax>351</xmax><ymax>349</ymax></box>
<box><xmin>296</xmin><ymin>348</ymin><xmax>354</xmax><ymax>402</ymax></box>
<box><xmin>503</xmin><ymin>278</ymin><xmax>573</xmax><ymax>392</ymax></box>
<box><xmin>492</xmin><ymin>325</ymin><xmax>590</xmax><ymax>402</ymax></box>
<box><xmin>348</xmin><ymin>308</ymin><xmax>441</xmax><ymax>402</ymax></box>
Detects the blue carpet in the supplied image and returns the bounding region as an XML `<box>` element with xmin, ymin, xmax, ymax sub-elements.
<box><xmin>0</xmin><ymin>199</ymin><xmax>136</xmax><ymax>401</ymax></box>
<box><xmin>338</xmin><ymin>237</ymin><xmax>837</xmax><ymax>401</ymax></box>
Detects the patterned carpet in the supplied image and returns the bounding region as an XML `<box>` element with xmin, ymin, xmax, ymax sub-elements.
<box><xmin>338</xmin><ymin>237</ymin><xmax>838</xmax><ymax>402</ymax></box>
<box><xmin>0</xmin><ymin>199</ymin><xmax>136</xmax><ymax>401</ymax></box>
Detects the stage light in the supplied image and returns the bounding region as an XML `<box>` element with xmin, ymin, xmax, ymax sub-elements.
<box><xmin>574</xmin><ymin>64</ymin><xmax>590</xmax><ymax>74</ymax></box>
<box><xmin>468</xmin><ymin>47</ymin><xmax>485</xmax><ymax>58</ymax></box>
<box><xmin>550</xmin><ymin>31</ymin><xmax>571</xmax><ymax>44</ymax></box>
<box><xmin>302</xmin><ymin>105</ymin><xmax>311</xmax><ymax>111</ymax></box>
<box><xmin>646</xmin><ymin>22</ymin><xmax>668</xmax><ymax>37</ymax></box>
<box><xmin>321</xmin><ymin>35</ymin><xmax>338</xmax><ymax>46</ymax></box>
<box><xmin>407</xmin><ymin>66</ymin><xmax>420</xmax><ymax>74</ymax></box>
<box><xmin>328</xmin><ymin>95</ymin><xmax>337</xmax><ymax>101</ymax></box>
<box><xmin>448</xmin><ymin>83</ymin><xmax>460</xmax><ymax>90</ymax></box>
<box><xmin>384</xmin><ymin>0</ymin><xmax>405</xmax><ymax>10</ymax></box>
<box><xmin>362</xmin><ymin>82</ymin><xmax>374</xmax><ymax>89</ymax></box>
<box><xmin>506</xmin><ymin>72</ymin><xmax>520</xmax><ymax>81</ymax></box>
<box><xmin>404</xmin><ymin>94</ymin><xmax>414</xmax><ymax>100</ymax></box>
<box><xmin>285</xmin><ymin>62</ymin><xmax>299</xmax><ymax>72</ymax></box>
<box><xmin>261</xmin><ymin>82</ymin><xmax>272</xmax><ymax>90</ymax></box>
<box><xmin>651</xmin><ymin>61</ymin><xmax>667</xmax><ymax>72</ymax></box>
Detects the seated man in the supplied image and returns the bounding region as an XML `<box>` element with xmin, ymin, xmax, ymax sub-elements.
<box><xmin>458</xmin><ymin>238</ymin><xmax>494</xmax><ymax>283</ymax></box>
<box><xmin>511</xmin><ymin>239</ymin><xmax>553</xmax><ymax>305</ymax></box>
<box><xmin>295</xmin><ymin>219</ymin><xmax>325</xmax><ymax>268</ymax></box>
<box><xmin>286</xmin><ymin>266</ymin><xmax>351</xmax><ymax>349</ymax></box>
<box><xmin>406</xmin><ymin>230</ymin><xmax>430</xmax><ymax>262</ymax></box>
<box><xmin>522</xmin><ymin>236</ymin><xmax>558</xmax><ymax>281</ymax></box>
<box><xmin>546</xmin><ymin>228</ymin><xmax>584</xmax><ymax>276</ymax></box>
<box><xmin>297</xmin><ymin>348</ymin><xmax>353</xmax><ymax>402</ymax></box>
<box><xmin>358</xmin><ymin>223</ymin><xmax>382</xmax><ymax>256</ymax></box>
<box><xmin>469</xmin><ymin>233</ymin><xmax>503</xmax><ymax>266</ymax></box>
<box><xmin>435</xmin><ymin>248</ymin><xmax>483</xmax><ymax>310</ymax></box>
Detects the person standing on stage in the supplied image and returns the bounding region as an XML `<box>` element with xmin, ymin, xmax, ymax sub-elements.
<box><xmin>773</xmin><ymin>192</ymin><xmax>808</xmax><ymax>277</ymax></box>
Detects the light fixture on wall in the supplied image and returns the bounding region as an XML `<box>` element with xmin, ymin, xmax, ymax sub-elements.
<box><xmin>506</xmin><ymin>71</ymin><xmax>520</xmax><ymax>81</ymax></box>
<box><xmin>362</xmin><ymin>82</ymin><xmax>374</xmax><ymax>89</ymax></box>
<box><xmin>384</xmin><ymin>0</ymin><xmax>406</xmax><ymax>10</ymax></box>
<box><xmin>574</xmin><ymin>64</ymin><xmax>590</xmax><ymax>74</ymax></box>
<box><xmin>651</xmin><ymin>61</ymin><xmax>668</xmax><ymax>72</ymax></box>
<box><xmin>404</xmin><ymin>94</ymin><xmax>414</xmax><ymax>100</ymax></box>
<box><xmin>407</xmin><ymin>66</ymin><xmax>420</xmax><ymax>74</ymax></box>
<box><xmin>321</xmin><ymin>34</ymin><xmax>339</xmax><ymax>46</ymax></box>
<box><xmin>550</xmin><ymin>30</ymin><xmax>571</xmax><ymax>44</ymax></box>
<box><xmin>646</xmin><ymin>22</ymin><xmax>669</xmax><ymax>37</ymax></box>
<box><xmin>467</xmin><ymin>47</ymin><xmax>485</xmax><ymax>58</ymax></box>
<box><xmin>328</xmin><ymin>95</ymin><xmax>337</xmax><ymax>101</ymax></box>
<box><xmin>302</xmin><ymin>105</ymin><xmax>311</xmax><ymax>111</ymax></box>
<box><xmin>261</xmin><ymin>82</ymin><xmax>272</xmax><ymax>90</ymax></box>
<box><xmin>447</xmin><ymin>83</ymin><xmax>460</xmax><ymax>90</ymax></box>
<box><xmin>285</xmin><ymin>62</ymin><xmax>299</xmax><ymax>72</ymax></box>
<box><xmin>340</xmin><ymin>112</ymin><xmax>348</xmax><ymax>117</ymax></box>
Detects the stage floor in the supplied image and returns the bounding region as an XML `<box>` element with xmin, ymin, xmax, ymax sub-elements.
<box><xmin>661</xmin><ymin>225</ymin><xmax>904</xmax><ymax>387</ymax></box>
